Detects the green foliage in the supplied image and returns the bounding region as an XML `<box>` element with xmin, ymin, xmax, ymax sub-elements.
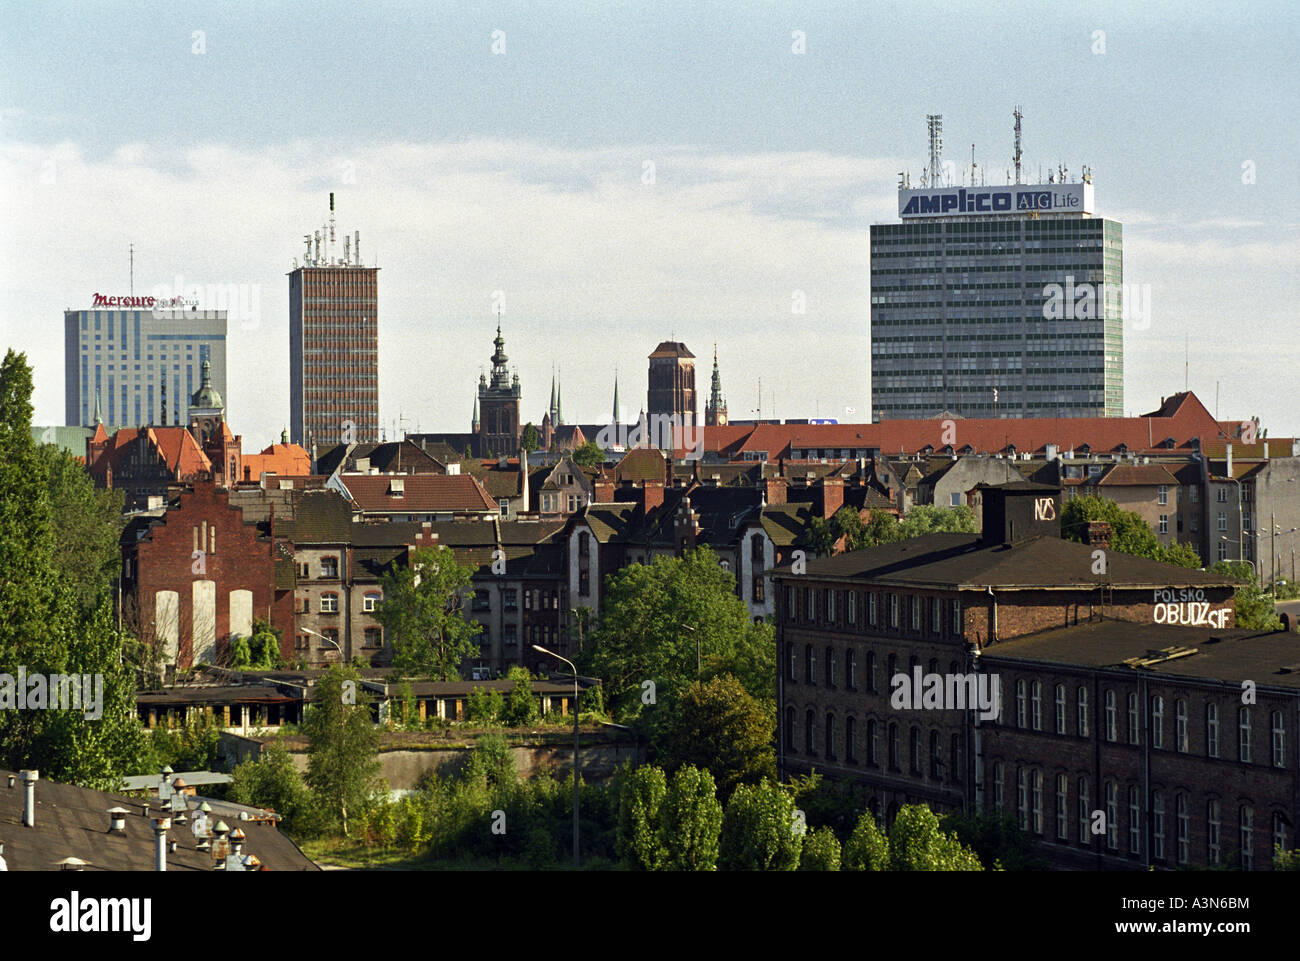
<box><xmin>887</xmin><ymin>804</ymin><xmax>983</xmax><ymax>871</ymax></box>
<box><xmin>571</xmin><ymin>441</ymin><xmax>605</xmax><ymax>468</ymax></box>
<box><xmin>659</xmin><ymin>764</ymin><xmax>723</xmax><ymax>870</ymax></box>
<box><xmin>897</xmin><ymin>504</ymin><xmax>979</xmax><ymax>539</ymax></box>
<box><xmin>0</xmin><ymin>350</ymin><xmax>148</xmax><ymax>789</ymax></box>
<box><xmin>799</xmin><ymin>825</ymin><xmax>842</xmax><ymax>871</ymax></box>
<box><xmin>649</xmin><ymin>674</ymin><xmax>775</xmax><ymax>798</ymax></box>
<box><xmin>843</xmin><ymin>810</ymin><xmax>890</xmax><ymax>871</ymax></box>
<box><xmin>808</xmin><ymin>505</ymin><xmax>976</xmax><ymax>556</ymax></box>
<box><xmin>303</xmin><ymin>664</ymin><xmax>382</xmax><ymax>837</ymax></box>
<box><xmin>463</xmin><ymin>733</ymin><xmax>517</xmax><ymax>788</ymax></box>
<box><xmin>616</xmin><ymin>764</ymin><xmax>667</xmax><ymax>870</ymax></box>
<box><xmin>717</xmin><ymin>780</ymin><xmax>802</xmax><ymax>871</ymax></box>
<box><xmin>503</xmin><ymin>666</ymin><xmax>539</xmax><ymax>727</ymax></box>
<box><xmin>941</xmin><ymin>811</ymin><xmax>1048</xmax><ymax>871</ymax></box>
<box><xmin>521</xmin><ymin>423</ymin><xmax>540</xmax><ymax>452</ymax></box>
<box><xmin>1160</xmin><ymin>540</ymin><xmax>1203</xmax><ymax>569</ymax></box>
<box><xmin>1211</xmin><ymin>561</ymin><xmax>1283</xmax><ymax>631</ymax></box>
<box><xmin>374</xmin><ymin>544</ymin><xmax>483</xmax><ymax>680</ymax></box>
<box><xmin>580</xmin><ymin>546</ymin><xmax>775</xmax><ymax>725</ymax></box>
<box><xmin>1275</xmin><ymin>847</ymin><xmax>1300</xmax><ymax>871</ymax></box>
<box><xmin>228</xmin><ymin>740</ymin><xmax>316</xmax><ymax>835</ymax></box>
<box><xmin>466</xmin><ymin>687</ymin><xmax>505</xmax><ymax>724</ymax></box>
<box><xmin>145</xmin><ymin>709</ymin><xmax>223</xmax><ymax>773</ymax></box>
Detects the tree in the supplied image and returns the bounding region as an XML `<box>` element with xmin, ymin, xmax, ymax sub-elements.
<box><xmin>941</xmin><ymin>811</ymin><xmax>1047</xmax><ymax>871</ymax></box>
<box><xmin>581</xmin><ymin>546</ymin><xmax>775</xmax><ymax>724</ymax></box>
<box><xmin>571</xmin><ymin>440</ymin><xmax>605</xmax><ymax>468</ymax></box>
<box><xmin>229</xmin><ymin>618</ymin><xmax>286</xmax><ymax>671</ymax></box>
<box><xmin>843</xmin><ymin>810</ymin><xmax>890</xmax><ymax>871</ymax></box>
<box><xmin>466</xmin><ymin>687</ymin><xmax>504</xmax><ymax>724</ymax></box>
<box><xmin>0</xmin><ymin>350</ymin><xmax>148</xmax><ymax>789</ymax></box>
<box><xmin>229</xmin><ymin>739</ymin><xmax>314</xmax><ymax>834</ymax></box>
<box><xmin>650</xmin><ymin>674</ymin><xmax>775</xmax><ymax>797</ymax></box>
<box><xmin>303</xmin><ymin>664</ymin><xmax>382</xmax><ymax>837</ymax></box>
<box><xmin>717</xmin><ymin>780</ymin><xmax>802</xmax><ymax>871</ymax></box>
<box><xmin>616</xmin><ymin>764</ymin><xmax>667</xmax><ymax>870</ymax></box>
<box><xmin>521</xmin><ymin>422</ymin><xmax>540</xmax><ymax>452</ymax></box>
<box><xmin>887</xmin><ymin>804</ymin><xmax>983</xmax><ymax>871</ymax></box>
<box><xmin>659</xmin><ymin>765</ymin><xmax>723</xmax><ymax>870</ymax></box>
<box><xmin>897</xmin><ymin>504</ymin><xmax>978</xmax><ymax>538</ymax></box>
<box><xmin>1061</xmin><ymin>495</ymin><xmax>1162</xmax><ymax>557</ymax></box>
<box><xmin>503</xmin><ymin>666</ymin><xmax>539</xmax><ymax>727</ymax></box>
<box><xmin>799</xmin><ymin>826</ymin><xmax>842</xmax><ymax>870</ymax></box>
<box><xmin>374</xmin><ymin>545</ymin><xmax>483</xmax><ymax>680</ymax></box>
<box><xmin>1211</xmin><ymin>561</ymin><xmax>1282</xmax><ymax>631</ymax></box>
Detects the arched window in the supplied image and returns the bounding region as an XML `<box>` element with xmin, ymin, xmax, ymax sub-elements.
<box><xmin>1272</xmin><ymin>710</ymin><xmax>1286</xmax><ymax>768</ymax></box>
<box><xmin>867</xmin><ymin>651</ymin><xmax>877</xmax><ymax>692</ymax></box>
<box><xmin>1206</xmin><ymin>702</ymin><xmax>1220</xmax><ymax>757</ymax></box>
<box><xmin>929</xmin><ymin>730</ymin><xmax>942</xmax><ymax>778</ymax></box>
<box><xmin>1176</xmin><ymin>793</ymin><xmax>1190</xmax><ymax>865</ymax></box>
<box><xmin>1239</xmin><ymin>805</ymin><xmax>1254</xmax><ymax>870</ymax></box>
<box><xmin>845</xmin><ymin>716</ymin><xmax>857</xmax><ymax>764</ymax></box>
<box><xmin>825</xmin><ymin>647</ymin><xmax>835</xmax><ymax>688</ymax></box>
<box><xmin>825</xmin><ymin>713</ymin><xmax>836</xmax><ymax>759</ymax></box>
<box><xmin>1175</xmin><ymin>699</ymin><xmax>1188</xmax><ymax>753</ymax></box>
<box><xmin>805</xmin><ymin>708</ymin><xmax>816</xmax><ymax>755</ymax></box>
<box><xmin>1128</xmin><ymin>692</ymin><xmax>1140</xmax><ymax>744</ymax></box>
<box><xmin>1104</xmin><ymin>781</ymin><xmax>1118</xmax><ymax>849</ymax></box>
<box><xmin>909</xmin><ymin>726</ymin><xmax>921</xmax><ymax>774</ymax></box>
<box><xmin>846</xmin><ymin>649</ymin><xmax>857</xmax><ymax>690</ymax></box>
<box><xmin>1055</xmin><ymin>684</ymin><xmax>1066</xmax><ymax>734</ymax></box>
<box><xmin>1238</xmin><ymin>707</ymin><xmax>1252</xmax><ymax>762</ymax></box>
<box><xmin>805</xmin><ymin>645</ymin><xmax>815</xmax><ymax>684</ymax></box>
<box><xmin>785</xmin><ymin>705</ymin><xmax>796</xmax><ymax>751</ymax></box>
<box><xmin>1031</xmin><ymin>681</ymin><xmax>1043</xmax><ymax>731</ymax></box>
<box><xmin>888</xmin><ymin>722</ymin><xmax>900</xmax><ymax>771</ymax></box>
<box><xmin>1104</xmin><ymin>689</ymin><xmax>1117</xmax><ymax>742</ymax></box>
<box><xmin>1016</xmin><ymin>679</ymin><xmax>1027</xmax><ymax>728</ymax></box>
<box><xmin>1151</xmin><ymin>695</ymin><xmax>1164</xmax><ymax>749</ymax></box>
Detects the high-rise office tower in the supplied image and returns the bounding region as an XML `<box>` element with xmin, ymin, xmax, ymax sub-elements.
<box><xmin>870</xmin><ymin>114</ymin><xmax>1123</xmax><ymax>419</ymax></box>
<box><xmin>65</xmin><ymin>296</ymin><xmax>227</xmax><ymax>431</ymax></box>
<box><xmin>289</xmin><ymin>194</ymin><xmax>378</xmax><ymax>448</ymax></box>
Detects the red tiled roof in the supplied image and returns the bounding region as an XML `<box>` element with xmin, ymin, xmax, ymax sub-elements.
<box><xmin>340</xmin><ymin>474</ymin><xmax>498</xmax><ymax>514</ymax></box>
<box><xmin>242</xmin><ymin>442</ymin><xmax>312</xmax><ymax>479</ymax></box>
<box><xmin>88</xmin><ymin>426</ymin><xmax>212</xmax><ymax>483</ymax></box>
<box><xmin>1090</xmin><ymin>463</ymin><xmax>1180</xmax><ymax>487</ymax></box>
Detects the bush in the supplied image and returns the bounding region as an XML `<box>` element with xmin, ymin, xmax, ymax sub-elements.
<box><xmin>503</xmin><ymin>667</ymin><xmax>539</xmax><ymax>727</ymax></box>
<box><xmin>799</xmin><ymin>826</ymin><xmax>842</xmax><ymax>871</ymax></box>
<box><xmin>718</xmin><ymin>780</ymin><xmax>801</xmax><ymax>871</ymax></box>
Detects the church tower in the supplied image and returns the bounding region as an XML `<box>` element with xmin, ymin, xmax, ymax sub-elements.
<box><xmin>705</xmin><ymin>343</ymin><xmax>728</xmax><ymax>426</ymax></box>
<box><xmin>477</xmin><ymin>320</ymin><xmax>522</xmax><ymax>458</ymax></box>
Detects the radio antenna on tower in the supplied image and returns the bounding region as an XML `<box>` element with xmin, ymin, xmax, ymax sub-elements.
<box><xmin>328</xmin><ymin>193</ymin><xmax>336</xmax><ymax>263</ymax></box>
<box><xmin>1013</xmin><ymin>106</ymin><xmax>1023</xmax><ymax>185</ymax></box>
<box><xmin>927</xmin><ymin>114</ymin><xmax>944</xmax><ymax>187</ymax></box>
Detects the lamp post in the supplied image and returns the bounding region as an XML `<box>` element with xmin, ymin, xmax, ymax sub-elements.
<box><xmin>1219</xmin><ymin>537</ymin><xmax>1257</xmax><ymax>578</ymax></box>
<box><xmin>301</xmin><ymin>626</ymin><xmax>342</xmax><ymax>659</ymax></box>
<box><xmin>534</xmin><ymin>644</ymin><xmax>579</xmax><ymax>868</ymax></box>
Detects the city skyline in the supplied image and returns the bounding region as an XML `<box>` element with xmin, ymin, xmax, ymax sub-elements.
<box><xmin>3</xmin><ymin>2</ymin><xmax>1296</xmax><ymax>450</ymax></box>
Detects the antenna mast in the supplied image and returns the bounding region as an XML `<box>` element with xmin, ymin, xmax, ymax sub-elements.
<box><xmin>926</xmin><ymin>114</ymin><xmax>944</xmax><ymax>187</ymax></box>
<box><xmin>1013</xmin><ymin>106</ymin><xmax>1023</xmax><ymax>185</ymax></box>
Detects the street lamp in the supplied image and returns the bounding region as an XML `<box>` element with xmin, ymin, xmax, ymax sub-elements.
<box><xmin>300</xmin><ymin>626</ymin><xmax>342</xmax><ymax>659</ymax></box>
<box><xmin>1219</xmin><ymin>537</ymin><xmax>1257</xmax><ymax>577</ymax></box>
<box><xmin>533</xmin><ymin>644</ymin><xmax>580</xmax><ymax>868</ymax></box>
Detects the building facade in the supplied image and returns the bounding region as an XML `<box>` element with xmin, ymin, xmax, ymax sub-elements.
<box><xmin>871</xmin><ymin>177</ymin><xmax>1123</xmax><ymax>419</ymax></box>
<box><xmin>64</xmin><ymin>302</ymin><xmax>227</xmax><ymax>432</ymax></box>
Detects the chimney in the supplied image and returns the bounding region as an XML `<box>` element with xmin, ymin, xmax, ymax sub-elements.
<box><xmin>642</xmin><ymin>481</ymin><xmax>665</xmax><ymax>513</ymax></box>
<box><xmin>153</xmin><ymin>816</ymin><xmax>171</xmax><ymax>872</ymax></box>
<box><xmin>764</xmin><ymin>476</ymin><xmax>787</xmax><ymax>505</ymax></box>
<box><xmin>20</xmin><ymin>770</ymin><xmax>38</xmax><ymax>827</ymax></box>
<box><xmin>821</xmin><ymin>478</ymin><xmax>845</xmax><ymax>518</ymax></box>
<box><xmin>108</xmin><ymin>807</ymin><xmax>128</xmax><ymax>833</ymax></box>
<box><xmin>594</xmin><ymin>477</ymin><xmax>615</xmax><ymax>502</ymax></box>
<box><xmin>1082</xmin><ymin>520</ymin><xmax>1112</xmax><ymax>549</ymax></box>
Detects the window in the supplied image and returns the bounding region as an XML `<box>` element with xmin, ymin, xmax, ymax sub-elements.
<box><xmin>805</xmin><ymin>645</ymin><xmax>815</xmax><ymax>685</ymax></box>
<box><xmin>1077</xmin><ymin>687</ymin><xmax>1089</xmax><ymax>737</ymax></box>
<box><xmin>320</xmin><ymin>556</ymin><xmax>338</xmax><ymax>578</ymax></box>
<box><xmin>867</xmin><ymin>651</ymin><xmax>877</xmax><ymax>692</ymax></box>
<box><xmin>845</xmin><ymin>716</ymin><xmax>857</xmax><ymax>763</ymax></box>
<box><xmin>785</xmin><ymin>706</ymin><xmax>796</xmax><ymax>750</ymax></box>
<box><xmin>1175</xmin><ymin>699</ymin><xmax>1188</xmax><ymax>752</ymax></box>
<box><xmin>867</xmin><ymin>719</ymin><xmax>878</xmax><ymax>766</ymax></box>
<box><xmin>363</xmin><ymin>627</ymin><xmax>382</xmax><ymax>648</ymax></box>
<box><xmin>363</xmin><ymin>592</ymin><xmax>381</xmax><ymax>612</ymax></box>
<box><xmin>889</xmin><ymin>594</ymin><xmax>899</xmax><ymax>628</ymax></box>
<box><xmin>1105</xmin><ymin>690</ymin><xmax>1117</xmax><ymax>741</ymax></box>
<box><xmin>1158</xmin><ymin>485</ymin><xmax>1168</xmax><ymax>506</ymax></box>
<box><xmin>788</xmin><ymin>643</ymin><xmax>797</xmax><ymax>681</ymax></box>
<box><xmin>806</xmin><ymin>588</ymin><xmax>815</xmax><ymax>620</ymax></box>
<box><xmin>1176</xmin><ymin>794</ymin><xmax>1189</xmax><ymax>865</ymax></box>
<box><xmin>499</xmin><ymin>498</ymin><xmax>510</xmax><ymax>516</ymax></box>
<box><xmin>993</xmin><ymin>762</ymin><xmax>1004</xmax><ymax>813</ymax></box>
<box><xmin>1016</xmin><ymin>768</ymin><xmax>1029</xmax><ymax>830</ymax></box>
<box><xmin>910</xmin><ymin>595</ymin><xmax>920</xmax><ymax>631</ymax></box>
<box><xmin>910</xmin><ymin>726</ymin><xmax>921</xmax><ymax>774</ymax></box>
<box><xmin>930</xmin><ymin>596</ymin><xmax>940</xmax><ymax>633</ymax></box>
<box><xmin>1055</xmin><ymin>684</ymin><xmax>1066</xmax><ymax>734</ymax></box>
<box><xmin>1207</xmin><ymin>703</ymin><xmax>1220</xmax><ymax>758</ymax></box>
<box><xmin>1239</xmin><ymin>707</ymin><xmax>1251</xmax><ymax>762</ymax></box>
<box><xmin>1056</xmin><ymin>774</ymin><xmax>1068</xmax><ymax>839</ymax></box>
<box><xmin>888</xmin><ymin>723</ymin><xmax>900</xmax><ymax>771</ymax></box>
<box><xmin>1128</xmin><ymin>693</ymin><xmax>1140</xmax><ymax>745</ymax></box>
<box><xmin>950</xmin><ymin>598</ymin><xmax>961</xmax><ymax>635</ymax></box>
<box><xmin>319</xmin><ymin>593</ymin><xmax>338</xmax><ymax>614</ymax></box>
<box><xmin>1016</xmin><ymin>680</ymin><xmax>1027</xmax><ymax>728</ymax></box>
<box><xmin>930</xmin><ymin>731</ymin><xmax>942</xmax><ymax>779</ymax></box>
<box><xmin>950</xmin><ymin>492</ymin><xmax>962</xmax><ymax>507</ymax></box>
<box><xmin>825</xmin><ymin>714</ymin><xmax>836</xmax><ymax>759</ymax></box>
<box><xmin>1105</xmin><ymin>782</ymin><xmax>1118</xmax><ymax>850</ymax></box>
<box><xmin>1077</xmin><ymin>777</ymin><xmax>1091</xmax><ymax>843</ymax></box>
<box><xmin>1217</xmin><ymin>511</ymin><xmax>1227</xmax><ymax>532</ymax></box>
<box><xmin>1273</xmin><ymin>812</ymin><xmax>1288</xmax><ymax>855</ymax></box>
<box><xmin>825</xmin><ymin>647</ymin><xmax>835</xmax><ymax>688</ymax></box>
<box><xmin>827</xmin><ymin>590</ymin><xmax>836</xmax><ymax>623</ymax></box>
<box><xmin>1151</xmin><ymin>695</ymin><xmax>1164</xmax><ymax>749</ymax></box>
<box><xmin>1152</xmin><ymin>791</ymin><xmax>1165</xmax><ymax>860</ymax></box>
<box><xmin>869</xmin><ymin>592</ymin><xmax>878</xmax><ymax>625</ymax></box>
<box><xmin>1191</xmin><ymin>486</ymin><xmax>1199</xmax><ymax>503</ymax></box>
<box><xmin>1031</xmin><ymin>681</ymin><xmax>1042</xmax><ymax>730</ymax></box>
<box><xmin>950</xmin><ymin>733</ymin><xmax>963</xmax><ymax>784</ymax></box>
<box><xmin>1032</xmin><ymin>770</ymin><xmax>1044</xmax><ymax>835</ymax></box>
<box><xmin>847</xmin><ymin>591</ymin><xmax>856</xmax><ymax>625</ymax></box>
<box><xmin>1240</xmin><ymin>806</ymin><xmax>1254</xmax><ymax>870</ymax></box>
<box><xmin>1129</xmin><ymin>786</ymin><xmax>1141</xmax><ymax>856</ymax></box>
<box><xmin>846</xmin><ymin>649</ymin><xmax>857</xmax><ymax>690</ymax></box>
<box><xmin>805</xmin><ymin>709</ymin><xmax>816</xmax><ymax>754</ymax></box>
<box><xmin>1272</xmin><ymin>710</ymin><xmax>1286</xmax><ymax>767</ymax></box>
<box><xmin>1207</xmin><ymin>800</ymin><xmax>1221</xmax><ymax>865</ymax></box>
<box><xmin>1158</xmin><ymin>514</ymin><xmax>1168</xmax><ymax>534</ymax></box>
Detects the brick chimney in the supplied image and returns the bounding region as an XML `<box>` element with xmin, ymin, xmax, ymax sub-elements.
<box><xmin>1082</xmin><ymin>520</ymin><xmax>1112</xmax><ymax>549</ymax></box>
<box><xmin>594</xmin><ymin>477</ymin><xmax>615</xmax><ymax>502</ymax></box>
<box><xmin>820</xmin><ymin>478</ymin><xmax>845</xmax><ymax>518</ymax></box>
<box><xmin>642</xmin><ymin>481</ymin><xmax>665</xmax><ymax>513</ymax></box>
<box><xmin>764</xmin><ymin>477</ymin><xmax>787</xmax><ymax>505</ymax></box>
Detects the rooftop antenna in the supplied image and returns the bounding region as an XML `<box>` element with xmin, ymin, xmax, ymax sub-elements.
<box><xmin>328</xmin><ymin>193</ymin><xmax>336</xmax><ymax>264</ymax></box>
<box><xmin>1013</xmin><ymin>106</ymin><xmax>1023</xmax><ymax>185</ymax></box>
<box><xmin>927</xmin><ymin>114</ymin><xmax>944</xmax><ymax>187</ymax></box>
<box><xmin>355</xmin><ymin>231</ymin><xmax>360</xmax><ymax>267</ymax></box>
<box><xmin>970</xmin><ymin>144</ymin><xmax>976</xmax><ymax>189</ymax></box>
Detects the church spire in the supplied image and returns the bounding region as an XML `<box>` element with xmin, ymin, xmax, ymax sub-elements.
<box><xmin>555</xmin><ymin>369</ymin><xmax>563</xmax><ymax>425</ymax></box>
<box><xmin>612</xmin><ymin>368</ymin><xmax>621</xmax><ymax>425</ymax></box>
<box><xmin>706</xmin><ymin>343</ymin><xmax>728</xmax><ymax>426</ymax></box>
<box><xmin>472</xmin><ymin>393</ymin><xmax>480</xmax><ymax>432</ymax></box>
<box><xmin>93</xmin><ymin>387</ymin><xmax>102</xmax><ymax>426</ymax></box>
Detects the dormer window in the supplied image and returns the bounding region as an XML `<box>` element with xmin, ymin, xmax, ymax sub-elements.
<box><xmin>388</xmin><ymin>478</ymin><xmax>404</xmax><ymax>497</ymax></box>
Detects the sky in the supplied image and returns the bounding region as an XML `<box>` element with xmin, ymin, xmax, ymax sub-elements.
<box><xmin>2</xmin><ymin>0</ymin><xmax>1297</xmax><ymax>450</ymax></box>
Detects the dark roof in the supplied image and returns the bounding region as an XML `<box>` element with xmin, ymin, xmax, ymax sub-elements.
<box><xmin>340</xmin><ymin>474</ymin><xmax>498</xmax><ymax>513</ymax></box>
<box><xmin>282</xmin><ymin>488</ymin><xmax>355</xmax><ymax>543</ymax></box>
<box><xmin>650</xmin><ymin>341</ymin><xmax>695</xmax><ymax>358</ymax></box>
<box><xmin>772</xmin><ymin>533</ymin><xmax>1237</xmax><ymax>591</ymax></box>
<box><xmin>983</xmin><ymin>620</ymin><xmax>1300</xmax><ymax>690</ymax></box>
<box><xmin>0</xmin><ymin>768</ymin><xmax>318</xmax><ymax>871</ymax></box>
<box><xmin>318</xmin><ymin>441</ymin><xmax>447</xmax><ymax>476</ymax></box>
